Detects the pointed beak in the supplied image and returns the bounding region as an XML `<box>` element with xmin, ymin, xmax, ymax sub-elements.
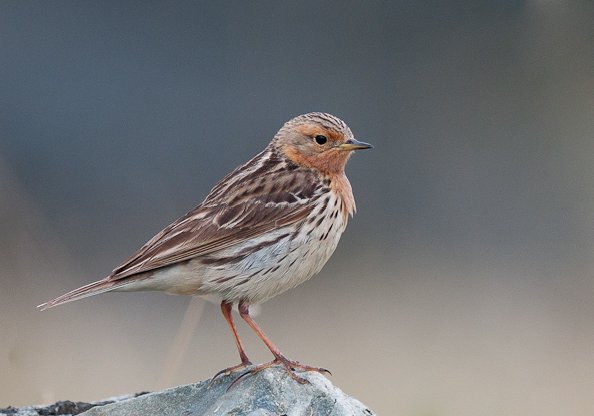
<box><xmin>338</xmin><ymin>138</ymin><xmax>374</xmax><ymax>151</ymax></box>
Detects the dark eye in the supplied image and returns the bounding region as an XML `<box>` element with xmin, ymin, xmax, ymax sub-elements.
<box><xmin>314</xmin><ymin>135</ymin><xmax>327</xmax><ymax>145</ymax></box>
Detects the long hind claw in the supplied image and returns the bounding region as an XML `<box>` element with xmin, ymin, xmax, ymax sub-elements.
<box><xmin>227</xmin><ymin>355</ymin><xmax>331</xmax><ymax>389</ymax></box>
<box><xmin>209</xmin><ymin>360</ymin><xmax>252</xmax><ymax>387</ymax></box>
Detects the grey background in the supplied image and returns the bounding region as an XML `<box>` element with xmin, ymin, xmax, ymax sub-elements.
<box><xmin>2</xmin><ymin>2</ymin><xmax>593</xmax><ymax>415</ymax></box>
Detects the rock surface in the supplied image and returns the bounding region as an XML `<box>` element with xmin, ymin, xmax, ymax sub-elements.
<box><xmin>2</xmin><ymin>367</ymin><xmax>376</xmax><ymax>416</ymax></box>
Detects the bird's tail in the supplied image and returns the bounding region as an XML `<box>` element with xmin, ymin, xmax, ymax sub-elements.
<box><xmin>37</xmin><ymin>277</ymin><xmax>128</xmax><ymax>310</ymax></box>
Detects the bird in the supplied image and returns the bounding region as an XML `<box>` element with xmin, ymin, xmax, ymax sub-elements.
<box><xmin>38</xmin><ymin>112</ymin><xmax>372</xmax><ymax>383</ymax></box>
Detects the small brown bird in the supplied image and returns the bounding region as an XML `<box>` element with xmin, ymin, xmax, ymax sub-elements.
<box><xmin>39</xmin><ymin>112</ymin><xmax>372</xmax><ymax>382</ymax></box>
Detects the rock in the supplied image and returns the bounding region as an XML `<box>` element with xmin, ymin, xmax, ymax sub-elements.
<box><xmin>0</xmin><ymin>395</ymin><xmax>143</xmax><ymax>416</ymax></box>
<box><xmin>83</xmin><ymin>367</ymin><xmax>375</xmax><ymax>416</ymax></box>
<box><xmin>2</xmin><ymin>367</ymin><xmax>375</xmax><ymax>416</ymax></box>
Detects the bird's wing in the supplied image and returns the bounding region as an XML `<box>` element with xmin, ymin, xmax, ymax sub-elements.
<box><xmin>109</xmin><ymin>167</ymin><xmax>319</xmax><ymax>280</ymax></box>
<box><xmin>109</xmin><ymin>185</ymin><xmax>316</xmax><ymax>280</ymax></box>
<box><xmin>37</xmin><ymin>183</ymin><xmax>318</xmax><ymax>310</ymax></box>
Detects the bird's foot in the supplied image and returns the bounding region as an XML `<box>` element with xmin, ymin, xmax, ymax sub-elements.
<box><xmin>210</xmin><ymin>360</ymin><xmax>253</xmax><ymax>386</ymax></box>
<box><xmin>229</xmin><ymin>354</ymin><xmax>331</xmax><ymax>388</ymax></box>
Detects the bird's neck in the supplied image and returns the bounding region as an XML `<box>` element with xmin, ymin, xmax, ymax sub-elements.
<box><xmin>328</xmin><ymin>172</ymin><xmax>356</xmax><ymax>219</ymax></box>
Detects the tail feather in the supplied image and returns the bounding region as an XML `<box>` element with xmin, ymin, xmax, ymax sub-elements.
<box><xmin>37</xmin><ymin>278</ymin><xmax>127</xmax><ymax>310</ymax></box>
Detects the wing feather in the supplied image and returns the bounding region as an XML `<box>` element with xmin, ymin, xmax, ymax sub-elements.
<box><xmin>108</xmin><ymin>163</ymin><xmax>321</xmax><ymax>280</ymax></box>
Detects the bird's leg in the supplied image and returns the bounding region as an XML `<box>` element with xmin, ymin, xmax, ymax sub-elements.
<box><xmin>222</xmin><ymin>301</ymin><xmax>252</xmax><ymax>365</ymax></box>
<box><xmin>237</xmin><ymin>301</ymin><xmax>330</xmax><ymax>384</ymax></box>
<box><xmin>211</xmin><ymin>301</ymin><xmax>252</xmax><ymax>380</ymax></box>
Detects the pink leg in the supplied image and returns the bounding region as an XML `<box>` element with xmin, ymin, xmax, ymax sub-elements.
<box><xmin>212</xmin><ymin>301</ymin><xmax>252</xmax><ymax>380</ymax></box>
<box><xmin>238</xmin><ymin>301</ymin><xmax>330</xmax><ymax>384</ymax></box>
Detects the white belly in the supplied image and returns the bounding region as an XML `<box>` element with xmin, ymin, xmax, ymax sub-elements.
<box><xmin>118</xmin><ymin>194</ymin><xmax>349</xmax><ymax>304</ymax></box>
<box><xmin>198</xmin><ymin>199</ymin><xmax>348</xmax><ymax>303</ymax></box>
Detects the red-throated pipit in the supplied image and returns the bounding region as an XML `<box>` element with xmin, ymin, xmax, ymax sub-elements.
<box><xmin>39</xmin><ymin>112</ymin><xmax>372</xmax><ymax>383</ymax></box>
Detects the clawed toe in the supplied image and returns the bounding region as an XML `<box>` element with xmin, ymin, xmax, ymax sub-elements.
<box><xmin>274</xmin><ymin>354</ymin><xmax>331</xmax><ymax>379</ymax></box>
<box><xmin>226</xmin><ymin>355</ymin><xmax>331</xmax><ymax>389</ymax></box>
<box><xmin>209</xmin><ymin>361</ymin><xmax>252</xmax><ymax>387</ymax></box>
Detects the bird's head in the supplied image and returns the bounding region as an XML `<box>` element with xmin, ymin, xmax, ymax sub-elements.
<box><xmin>273</xmin><ymin>112</ymin><xmax>372</xmax><ymax>174</ymax></box>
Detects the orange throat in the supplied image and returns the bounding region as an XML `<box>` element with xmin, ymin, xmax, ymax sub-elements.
<box><xmin>330</xmin><ymin>173</ymin><xmax>356</xmax><ymax>220</ymax></box>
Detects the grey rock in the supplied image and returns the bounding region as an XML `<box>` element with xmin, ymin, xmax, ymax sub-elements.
<box><xmin>0</xmin><ymin>407</ymin><xmax>38</xmax><ymax>416</ymax></box>
<box><xmin>82</xmin><ymin>367</ymin><xmax>375</xmax><ymax>416</ymax></box>
<box><xmin>0</xmin><ymin>396</ymin><xmax>139</xmax><ymax>416</ymax></box>
<box><xmin>2</xmin><ymin>367</ymin><xmax>375</xmax><ymax>416</ymax></box>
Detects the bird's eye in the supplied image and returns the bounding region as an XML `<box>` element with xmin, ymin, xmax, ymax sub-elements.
<box><xmin>314</xmin><ymin>135</ymin><xmax>327</xmax><ymax>145</ymax></box>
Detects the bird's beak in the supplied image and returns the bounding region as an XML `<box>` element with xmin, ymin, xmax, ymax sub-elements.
<box><xmin>338</xmin><ymin>139</ymin><xmax>374</xmax><ymax>151</ymax></box>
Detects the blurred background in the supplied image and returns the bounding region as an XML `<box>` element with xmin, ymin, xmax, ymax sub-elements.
<box><xmin>1</xmin><ymin>1</ymin><xmax>593</xmax><ymax>415</ymax></box>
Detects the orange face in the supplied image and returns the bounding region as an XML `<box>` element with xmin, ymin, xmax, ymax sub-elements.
<box><xmin>281</xmin><ymin>122</ymin><xmax>371</xmax><ymax>174</ymax></box>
